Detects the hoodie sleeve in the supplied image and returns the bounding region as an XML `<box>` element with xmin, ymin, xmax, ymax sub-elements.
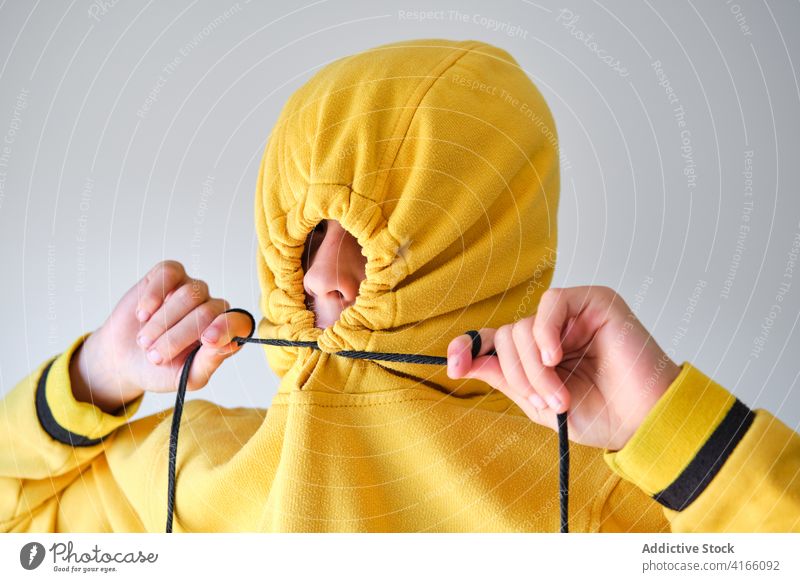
<box><xmin>0</xmin><ymin>332</ymin><xmax>144</xmax><ymax>532</ymax></box>
<box><xmin>599</xmin><ymin>361</ymin><xmax>800</xmax><ymax>532</ymax></box>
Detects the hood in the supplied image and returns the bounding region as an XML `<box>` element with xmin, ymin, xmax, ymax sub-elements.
<box><xmin>254</xmin><ymin>38</ymin><xmax>560</xmax><ymax>397</ymax></box>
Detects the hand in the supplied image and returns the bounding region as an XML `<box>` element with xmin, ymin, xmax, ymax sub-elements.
<box><xmin>69</xmin><ymin>260</ymin><xmax>254</xmax><ymax>414</ymax></box>
<box><xmin>446</xmin><ymin>285</ymin><xmax>682</xmax><ymax>451</ymax></box>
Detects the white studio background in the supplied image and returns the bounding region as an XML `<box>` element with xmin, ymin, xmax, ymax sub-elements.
<box><xmin>0</xmin><ymin>0</ymin><xmax>798</xmax><ymax>429</ymax></box>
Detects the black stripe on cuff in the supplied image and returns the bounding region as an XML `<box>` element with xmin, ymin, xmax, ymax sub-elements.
<box><xmin>35</xmin><ymin>357</ymin><xmax>104</xmax><ymax>447</ymax></box>
<box><xmin>652</xmin><ymin>398</ymin><xmax>755</xmax><ymax>511</ymax></box>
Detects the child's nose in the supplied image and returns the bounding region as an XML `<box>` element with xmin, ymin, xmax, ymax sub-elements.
<box><xmin>302</xmin><ymin>232</ymin><xmax>362</xmax><ymax>307</ymax></box>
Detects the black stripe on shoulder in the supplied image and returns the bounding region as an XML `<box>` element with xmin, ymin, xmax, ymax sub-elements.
<box><xmin>653</xmin><ymin>398</ymin><xmax>755</xmax><ymax>511</ymax></box>
<box><xmin>35</xmin><ymin>357</ymin><xmax>104</xmax><ymax>447</ymax></box>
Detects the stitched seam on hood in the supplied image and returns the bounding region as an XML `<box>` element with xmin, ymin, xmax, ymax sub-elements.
<box><xmin>372</xmin><ymin>40</ymin><xmax>483</xmax><ymax>208</ymax></box>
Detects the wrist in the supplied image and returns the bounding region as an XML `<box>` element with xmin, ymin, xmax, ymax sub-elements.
<box><xmin>70</xmin><ymin>331</ymin><xmax>143</xmax><ymax>414</ymax></box>
<box><xmin>603</xmin><ymin>361</ymin><xmax>755</xmax><ymax>511</ymax></box>
<box><xmin>39</xmin><ymin>332</ymin><xmax>145</xmax><ymax>445</ymax></box>
<box><xmin>615</xmin><ymin>355</ymin><xmax>683</xmax><ymax>451</ymax></box>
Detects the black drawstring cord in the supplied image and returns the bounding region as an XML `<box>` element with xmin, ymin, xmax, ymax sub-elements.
<box><xmin>165</xmin><ymin>308</ymin><xmax>569</xmax><ymax>533</ymax></box>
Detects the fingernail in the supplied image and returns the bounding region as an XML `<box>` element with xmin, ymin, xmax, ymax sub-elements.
<box><xmin>528</xmin><ymin>393</ymin><xmax>547</xmax><ymax>410</ymax></box>
<box><xmin>203</xmin><ymin>327</ymin><xmax>220</xmax><ymax>342</ymax></box>
<box><xmin>541</xmin><ymin>350</ymin><xmax>552</xmax><ymax>366</ymax></box>
<box><xmin>137</xmin><ymin>334</ymin><xmax>152</xmax><ymax>348</ymax></box>
<box><xmin>147</xmin><ymin>349</ymin><xmax>162</xmax><ymax>364</ymax></box>
<box><xmin>447</xmin><ymin>358</ymin><xmax>458</xmax><ymax>379</ymax></box>
<box><xmin>136</xmin><ymin>309</ymin><xmax>149</xmax><ymax>322</ymax></box>
<box><xmin>545</xmin><ymin>392</ymin><xmax>561</xmax><ymax>411</ymax></box>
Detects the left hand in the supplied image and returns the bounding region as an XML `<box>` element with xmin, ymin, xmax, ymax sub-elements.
<box><xmin>446</xmin><ymin>285</ymin><xmax>682</xmax><ymax>451</ymax></box>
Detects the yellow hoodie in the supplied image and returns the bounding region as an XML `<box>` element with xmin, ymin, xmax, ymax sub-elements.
<box><xmin>2</xmin><ymin>39</ymin><xmax>799</xmax><ymax>533</ymax></box>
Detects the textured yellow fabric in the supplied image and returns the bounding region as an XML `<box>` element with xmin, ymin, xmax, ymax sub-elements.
<box><xmin>2</xmin><ymin>38</ymin><xmax>799</xmax><ymax>532</ymax></box>
<box><xmin>45</xmin><ymin>332</ymin><xmax>144</xmax><ymax>439</ymax></box>
<box><xmin>603</xmin><ymin>363</ymin><xmax>800</xmax><ymax>532</ymax></box>
<box><xmin>603</xmin><ymin>362</ymin><xmax>737</xmax><ymax>496</ymax></box>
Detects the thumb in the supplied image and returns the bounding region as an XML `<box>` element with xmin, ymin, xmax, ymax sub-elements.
<box><xmin>180</xmin><ymin>309</ymin><xmax>255</xmax><ymax>391</ymax></box>
<box><xmin>179</xmin><ymin>341</ymin><xmax>240</xmax><ymax>391</ymax></box>
<box><xmin>447</xmin><ymin>328</ymin><xmax>505</xmax><ymax>387</ymax></box>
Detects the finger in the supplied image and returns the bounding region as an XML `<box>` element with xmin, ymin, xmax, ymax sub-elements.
<box><xmin>135</xmin><ymin>260</ymin><xmax>187</xmax><ymax>322</ymax></box>
<box><xmin>495</xmin><ymin>373</ymin><xmax>558</xmax><ymax>433</ymax></box>
<box><xmin>511</xmin><ymin>317</ymin><xmax>570</xmax><ymax>413</ymax></box>
<box><xmin>453</xmin><ymin>330</ymin><xmax>514</xmax><ymax>395</ymax></box>
<box><xmin>450</xmin><ymin>326</ymin><xmax>557</xmax><ymax>429</ymax></box>
<box><xmin>492</xmin><ymin>323</ymin><xmax>541</xmax><ymax>404</ymax></box>
<box><xmin>533</xmin><ymin>287</ymin><xmax>595</xmax><ymax>366</ymax></box>
<box><xmin>146</xmin><ymin>298</ymin><xmax>229</xmax><ymax>365</ymax></box>
<box><xmin>562</xmin><ymin>316</ymin><xmax>578</xmax><ymax>344</ymax></box>
<box><xmin>200</xmin><ymin>307</ymin><xmax>253</xmax><ymax>355</ymax></box>
<box><xmin>183</xmin><ymin>344</ymin><xmax>225</xmax><ymax>391</ymax></box>
<box><xmin>166</xmin><ymin>341</ymin><xmax>232</xmax><ymax>392</ymax></box>
<box><xmin>183</xmin><ymin>318</ymin><xmax>251</xmax><ymax>391</ymax></box>
<box><xmin>447</xmin><ymin>327</ymin><xmax>497</xmax><ymax>379</ymax></box>
<box><xmin>136</xmin><ymin>279</ymin><xmax>209</xmax><ymax>350</ymax></box>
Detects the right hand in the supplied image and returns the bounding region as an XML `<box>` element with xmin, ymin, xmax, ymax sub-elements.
<box><xmin>70</xmin><ymin>260</ymin><xmax>254</xmax><ymax>413</ymax></box>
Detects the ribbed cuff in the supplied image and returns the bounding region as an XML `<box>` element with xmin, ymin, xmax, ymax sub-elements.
<box><xmin>603</xmin><ymin>361</ymin><xmax>755</xmax><ymax>511</ymax></box>
<box><xmin>35</xmin><ymin>332</ymin><xmax>144</xmax><ymax>446</ymax></box>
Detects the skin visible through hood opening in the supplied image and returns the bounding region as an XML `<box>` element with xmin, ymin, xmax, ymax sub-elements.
<box><xmin>301</xmin><ymin>219</ymin><xmax>367</xmax><ymax>329</ymax></box>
